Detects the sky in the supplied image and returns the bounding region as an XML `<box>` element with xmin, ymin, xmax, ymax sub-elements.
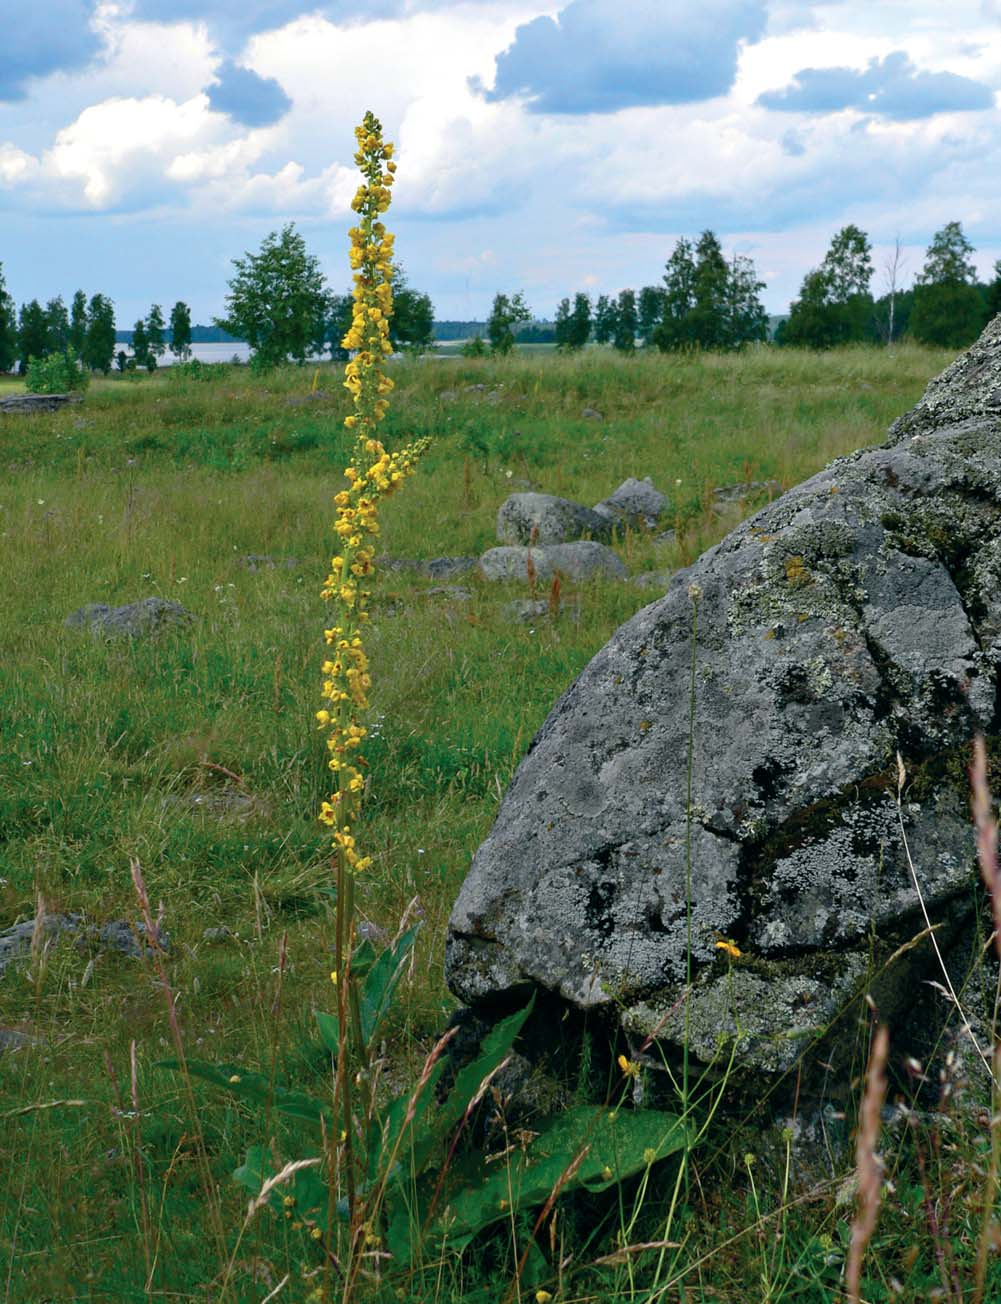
<box><xmin>1</xmin><ymin>0</ymin><xmax>1000</xmax><ymax>326</ymax></box>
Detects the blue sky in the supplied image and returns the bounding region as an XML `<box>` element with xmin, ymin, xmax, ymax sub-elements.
<box><xmin>1</xmin><ymin>0</ymin><xmax>999</xmax><ymax>326</ymax></box>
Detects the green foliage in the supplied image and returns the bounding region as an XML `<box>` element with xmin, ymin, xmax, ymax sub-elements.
<box><xmin>216</xmin><ymin>222</ymin><xmax>328</xmax><ymax>368</ymax></box>
<box><xmin>988</xmin><ymin>259</ymin><xmax>1001</xmax><ymax>321</ymax></box>
<box><xmin>593</xmin><ymin>293</ymin><xmax>616</xmax><ymax>344</ymax></box>
<box><xmin>69</xmin><ymin>289</ymin><xmax>87</xmax><ymax>360</ymax></box>
<box><xmin>17</xmin><ymin>297</ymin><xmax>47</xmax><ymax>373</ymax></box>
<box><xmin>146</xmin><ymin>303</ymin><xmax>166</xmax><ymax>362</ymax></box>
<box><xmin>83</xmin><ymin>293</ymin><xmax>116</xmax><ymax>373</ymax></box>
<box><xmin>910</xmin><ymin>221</ymin><xmax>986</xmax><ymax>348</ymax></box>
<box><xmin>779</xmin><ymin>225</ymin><xmax>874</xmax><ymax>349</ymax></box>
<box><xmin>44</xmin><ymin>295</ymin><xmax>70</xmax><ymax>354</ymax></box>
<box><xmin>391</xmin><ymin>266</ymin><xmax>436</xmax><ymax>353</ymax></box>
<box><xmin>24</xmin><ymin>348</ymin><xmax>89</xmax><ymax>394</ymax></box>
<box><xmin>487</xmin><ymin>291</ymin><xmax>531</xmax><ymax>354</ymax></box>
<box><xmin>638</xmin><ymin>284</ymin><xmax>665</xmax><ymax>344</ymax></box>
<box><xmin>654</xmin><ymin>231</ymin><xmax>767</xmax><ymax>351</ymax></box>
<box><xmin>612</xmin><ymin>288</ymin><xmax>637</xmax><ymax>352</ymax></box>
<box><xmin>0</xmin><ymin>262</ymin><xmax>15</xmax><ymax>373</ymax></box>
<box><xmin>131</xmin><ymin>317</ymin><xmax>151</xmax><ymax>370</ymax></box>
<box><xmin>169</xmin><ymin>300</ymin><xmax>192</xmax><ymax>360</ymax></box>
<box><xmin>461</xmin><ymin>334</ymin><xmax>488</xmax><ymax>357</ymax></box>
<box><xmin>555</xmin><ymin>294</ymin><xmax>591</xmax><ymax>351</ymax></box>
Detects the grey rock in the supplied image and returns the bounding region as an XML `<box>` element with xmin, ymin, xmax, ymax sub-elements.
<box><xmin>0</xmin><ymin>393</ymin><xmax>81</xmax><ymax>414</ymax></box>
<box><xmin>0</xmin><ymin>1029</ymin><xmax>33</xmax><ymax>1053</ymax></box>
<box><xmin>202</xmin><ymin>926</ymin><xmax>235</xmax><ymax>943</ymax></box>
<box><xmin>65</xmin><ymin>597</ymin><xmax>194</xmax><ymax>638</ymax></box>
<box><xmin>447</xmin><ymin>315</ymin><xmax>1001</xmax><ymax>1081</ymax></box>
<box><xmin>581</xmin><ymin>407</ymin><xmax>603</xmax><ymax>420</ymax></box>
<box><xmin>239</xmin><ymin>554</ymin><xmax>300</xmax><ymax>572</ymax></box>
<box><xmin>0</xmin><ymin>913</ymin><xmax>164</xmax><ymax>977</ymax></box>
<box><xmin>426</xmin><ymin>585</ymin><xmax>472</xmax><ymax>602</ymax></box>
<box><xmin>380</xmin><ymin>556</ymin><xmax>478</xmax><ymax>580</ymax></box>
<box><xmin>497</xmin><ymin>493</ymin><xmax>613</xmax><ymax>545</ymax></box>
<box><xmin>594</xmin><ymin>477</ymin><xmax>669</xmax><ymax>529</ymax></box>
<box><xmin>504</xmin><ymin>598</ymin><xmax>579</xmax><ymax>623</ymax></box>
<box><xmin>480</xmin><ymin>542</ymin><xmax>627</xmax><ymax>584</ymax></box>
<box><xmin>439</xmin><ymin>389</ymin><xmax>459</xmax><ymax>403</ymax></box>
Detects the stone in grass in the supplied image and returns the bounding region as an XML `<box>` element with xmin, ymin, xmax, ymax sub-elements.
<box><xmin>630</xmin><ymin>569</ymin><xmax>673</xmax><ymax>592</ymax></box>
<box><xmin>0</xmin><ymin>914</ymin><xmax>165</xmax><ymax>978</ymax></box>
<box><xmin>480</xmin><ymin>542</ymin><xmax>626</xmax><ymax>584</ymax></box>
<box><xmin>593</xmin><ymin>477</ymin><xmax>669</xmax><ymax>530</ymax></box>
<box><xmin>65</xmin><ymin>597</ymin><xmax>194</xmax><ymax>638</ymax></box>
<box><xmin>712</xmin><ymin>478</ymin><xmax>782</xmax><ymax>507</ymax></box>
<box><xmin>497</xmin><ymin>493</ymin><xmax>613</xmax><ymax>546</ymax></box>
<box><xmin>380</xmin><ymin>556</ymin><xmax>478</xmax><ymax>581</ymax></box>
<box><xmin>447</xmin><ymin>314</ymin><xmax>1001</xmax><ymax>1088</ymax></box>
<box><xmin>239</xmin><ymin>554</ymin><xmax>300</xmax><ymax>572</ymax></box>
<box><xmin>581</xmin><ymin>407</ymin><xmax>603</xmax><ymax>420</ymax></box>
<box><xmin>504</xmin><ymin>597</ymin><xmax>579</xmax><ymax>623</ymax></box>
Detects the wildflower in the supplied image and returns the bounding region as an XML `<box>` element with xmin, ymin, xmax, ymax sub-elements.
<box><xmin>228</xmin><ymin>1074</ymin><xmax>241</xmax><ymax>1084</ymax></box>
<box><xmin>601</xmin><ymin>1165</ymin><xmax>613</xmax><ymax>1181</ymax></box>
<box><xmin>536</xmin><ymin>1294</ymin><xmax>553</xmax><ymax>1303</ymax></box>
<box><xmin>715</xmin><ymin>939</ymin><xmax>742</xmax><ymax>959</ymax></box>
<box><xmin>643</xmin><ymin>1147</ymin><xmax>656</xmax><ymax>1166</ymax></box>
<box><xmin>617</xmin><ymin>1054</ymin><xmax>640</xmax><ymax>1079</ymax></box>
<box><xmin>330</xmin><ymin>970</ymin><xmax>338</xmax><ymax>985</ymax></box>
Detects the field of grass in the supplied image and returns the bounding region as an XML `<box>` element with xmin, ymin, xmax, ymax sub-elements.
<box><xmin>4</xmin><ymin>343</ymin><xmax>998</xmax><ymax>1302</ymax></box>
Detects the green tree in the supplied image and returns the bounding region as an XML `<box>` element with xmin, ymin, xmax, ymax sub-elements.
<box><xmin>723</xmin><ymin>254</ymin><xmax>769</xmax><ymax>349</ymax></box>
<box><xmin>637</xmin><ymin>285</ymin><xmax>665</xmax><ymax>344</ymax></box>
<box><xmin>911</xmin><ymin>221</ymin><xmax>985</xmax><ymax>348</ymax></box>
<box><xmin>486</xmin><ymin>291</ymin><xmax>531</xmax><ymax>355</ymax></box>
<box><xmin>687</xmin><ymin>231</ymin><xmax>730</xmax><ymax>350</ymax></box>
<box><xmin>612</xmin><ymin>289</ymin><xmax>637</xmax><ymax>352</ymax></box>
<box><xmin>986</xmin><ymin>259</ymin><xmax>1001</xmax><ymax>321</ymax></box>
<box><xmin>169</xmin><ymin>301</ymin><xmax>192</xmax><ymax>360</ymax></box>
<box><xmin>17</xmin><ymin>299</ymin><xmax>47</xmax><ymax>373</ymax></box>
<box><xmin>132</xmin><ymin>319</ymin><xmax>151</xmax><ymax>370</ymax></box>
<box><xmin>0</xmin><ymin>264</ymin><xmax>16</xmax><ymax>373</ymax></box>
<box><xmin>593</xmin><ymin>293</ymin><xmax>617</xmax><ymax>345</ymax></box>
<box><xmin>69</xmin><ymin>290</ymin><xmax>88</xmax><ymax>360</ymax></box>
<box><xmin>389</xmin><ymin>267</ymin><xmax>435</xmax><ymax>352</ymax></box>
<box><xmin>216</xmin><ymin>223</ymin><xmax>328</xmax><ymax>368</ymax></box>
<box><xmin>44</xmin><ymin>296</ymin><xmax>70</xmax><ymax>354</ymax></box>
<box><xmin>146</xmin><ymin>304</ymin><xmax>166</xmax><ymax>364</ymax></box>
<box><xmin>569</xmin><ymin>292</ymin><xmax>592</xmax><ymax>349</ymax></box>
<box><xmin>654</xmin><ymin>238</ymin><xmax>697</xmax><ymax>350</ymax></box>
<box><xmin>83</xmin><ymin>294</ymin><xmax>116</xmax><ymax>373</ymax></box>
<box><xmin>554</xmin><ymin>297</ymin><xmax>573</xmax><ymax>350</ymax></box>
<box><xmin>781</xmin><ymin>225</ymin><xmax>873</xmax><ymax>348</ymax></box>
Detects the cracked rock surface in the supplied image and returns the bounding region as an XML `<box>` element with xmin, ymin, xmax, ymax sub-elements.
<box><xmin>446</xmin><ymin>316</ymin><xmax>1001</xmax><ymax>1076</ymax></box>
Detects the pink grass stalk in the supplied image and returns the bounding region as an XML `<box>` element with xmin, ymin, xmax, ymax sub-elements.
<box><xmin>846</xmin><ymin>1024</ymin><xmax>889</xmax><ymax>1303</ymax></box>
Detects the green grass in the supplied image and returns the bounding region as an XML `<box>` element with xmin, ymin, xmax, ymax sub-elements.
<box><xmin>4</xmin><ymin>343</ymin><xmax>997</xmax><ymax>1302</ymax></box>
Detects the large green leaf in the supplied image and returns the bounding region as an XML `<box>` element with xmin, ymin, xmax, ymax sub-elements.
<box><xmin>360</xmin><ymin>924</ymin><xmax>421</xmax><ymax>1046</ymax></box>
<box><xmin>367</xmin><ymin>1057</ymin><xmax>447</xmax><ymax>1188</ymax></box>
<box><xmin>233</xmin><ymin>1144</ymin><xmax>328</xmax><ymax>1223</ymax></box>
<box><xmin>433</xmin><ymin>996</ymin><xmax>535</xmax><ymax>1145</ymax></box>
<box><xmin>424</xmin><ymin>1105</ymin><xmax>690</xmax><ymax>1257</ymax></box>
<box><xmin>158</xmin><ymin>1058</ymin><xmax>332</xmax><ymax>1130</ymax></box>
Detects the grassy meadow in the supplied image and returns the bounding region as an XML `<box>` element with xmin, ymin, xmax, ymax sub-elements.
<box><xmin>4</xmin><ymin>342</ymin><xmax>996</xmax><ymax>1302</ymax></box>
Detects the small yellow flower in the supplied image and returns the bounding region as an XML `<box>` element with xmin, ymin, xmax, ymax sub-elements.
<box><xmin>643</xmin><ymin>1147</ymin><xmax>657</xmax><ymax>1166</ymax></box>
<box><xmin>228</xmin><ymin>1074</ymin><xmax>241</xmax><ymax>1084</ymax></box>
<box><xmin>600</xmin><ymin>1165</ymin><xmax>613</xmax><ymax>1181</ymax></box>
<box><xmin>330</xmin><ymin>970</ymin><xmax>337</xmax><ymax>985</ymax></box>
<box><xmin>310</xmin><ymin>1227</ymin><xmax>323</xmax><ymax>1241</ymax></box>
<box><xmin>535</xmin><ymin>1293</ymin><xmax>553</xmax><ymax>1304</ymax></box>
<box><xmin>617</xmin><ymin>1054</ymin><xmax>640</xmax><ymax>1079</ymax></box>
<box><xmin>715</xmin><ymin>939</ymin><xmax>742</xmax><ymax>959</ymax></box>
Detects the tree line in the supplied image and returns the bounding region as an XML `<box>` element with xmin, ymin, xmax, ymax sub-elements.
<box><xmin>0</xmin><ymin>267</ymin><xmax>195</xmax><ymax>376</ymax></box>
<box><xmin>545</xmin><ymin>221</ymin><xmax>1001</xmax><ymax>354</ymax></box>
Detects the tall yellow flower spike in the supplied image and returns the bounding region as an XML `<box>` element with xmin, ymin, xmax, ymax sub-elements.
<box><xmin>318</xmin><ymin>110</ymin><xmax>430</xmax><ymax>872</ymax></box>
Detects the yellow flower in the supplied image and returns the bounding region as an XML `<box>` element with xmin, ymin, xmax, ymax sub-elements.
<box><xmin>330</xmin><ymin>970</ymin><xmax>338</xmax><ymax>985</ymax></box>
<box><xmin>643</xmin><ymin>1147</ymin><xmax>656</xmax><ymax>1166</ymax></box>
<box><xmin>617</xmin><ymin>1054</ymin><xmax>640</xmax><ymax>1079</ymax></box>
<box><xmin>535</xmin><ymin>1294</ymin><xmax>553</xmax><ymax>1304</ymax></box>
<box><xmin>715</xmin><ymin>939</ymin><xmax>742</xmax><ymax>959</ymax></box>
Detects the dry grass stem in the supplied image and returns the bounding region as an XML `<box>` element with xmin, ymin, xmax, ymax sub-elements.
<box><xmin>846</xmin><ymin>1023</ymin><xmax>890</xmax><ymax>1303</ymax></box>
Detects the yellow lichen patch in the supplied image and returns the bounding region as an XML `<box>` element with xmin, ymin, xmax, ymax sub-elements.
<box><xmin>784</xmin><ymin>555</ymin><xmax>811</xmax><ymax>588</ymax></box>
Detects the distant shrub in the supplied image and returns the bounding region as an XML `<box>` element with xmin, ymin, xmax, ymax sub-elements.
<box><xmin>461</xmin><ymin>334</ymin><xmax>487</xmax><ymax>358</ymax></box>
<box><xmin>24</xmin><ymin>349</ymin><xmax>89</xmax><ymax>394</ymax></box>
<box><xmin>166</xmin><ymin>358</ymin><xmax>222</xmax><ymax>383</ymax></box>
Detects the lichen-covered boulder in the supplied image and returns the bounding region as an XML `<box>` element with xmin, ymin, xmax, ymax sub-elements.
<box><xmin>480</xmin><ymin>542</ymin><xmax>627</xmax><ymax>583</ymax></box>
<box><xmin>593</xmin><ymin>477</ymin><xmax>669</xmax><ymax>529</ymax></box>
<box><xmin>447</xmin><ymin>317</ymin><xmax>1001</xmax><ymax>1077</ymax></box>
<box><xmin>497</xmin><ymin>493</ymin><xmax>613</xmax><ymax>545</ymax></box>
<box><xmin>65</xmin><ymin>597</ymin><xmax>195</xmax><ymax>638</ymax></box>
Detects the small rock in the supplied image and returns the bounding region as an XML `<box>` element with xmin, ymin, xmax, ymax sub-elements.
<box><xmin>504</xmin><ymin>598</ymin><xmax>579</xmax><ymax>622</ymax></box>
<box><xmin>65</xmin><ymin>597</ymin><xmax>194</xmax><ymax>639</ymax></box>
<box><xmin>380</xmin><ymin>556</ymin><xmax>478</xmax><ymax>580</ymax></box>
<box><xmin>581</xmin><ymin>407</ymin><xmax>603</xmax><ymax>421</ymax></box>
<box><xmin>497</xmin><ymin>493</ymin><xmax>613</xmax><ymax>545</ymax></box>
<box><xmin>239</xmin><ymin>554</ymin><xmax>300</xmax><ymax>572</ymax></box>
<box><xmin>426</xmin><ymin>586</ymin><xmax>472</xmax><ymax>602</ymax></box>
<box><xmin>593</xmin><ymin>477</ymin><xmax>669</xmax><ymax>530</ymax></box>
<box><xmin>0</xmin><ymin>913</ymin><xmax>164</xmax><ymax>978</ymax></box>
<box><xmin>439</xmin><ymin>389</ymin><xmax>459</xmax><ymax>403</ymax></box>
<box><xmin>0</xmin><ymin>1029</ymin><xmax>33</xmax><ymax>1053</ymax></box>
<box><xmin>202</xmin><ymin>926</ymin><xmax>235</xmax><ymax>944</ymax></box>
<box><xmin>479</xmin><ymin>542</ymin><xmax>627</xmax><ymax>583</ymax></box>
<box><xmin>0</xmin><ymin>393</ymin><xmax>81</xmax><ymax>415</ymax></box>
<box><xmin>653</xmin><ymin>529</ymin><xmax>678</xmax><ymax>551</ymax></box>
<box><xmin>188</xmin><ymin>789</ymin><xmax>264</xmax><ymax>818</ymax></box>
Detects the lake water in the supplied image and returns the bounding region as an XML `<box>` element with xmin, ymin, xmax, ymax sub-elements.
<box><xmin>148</xmin><ymin>342</ymin><xmax>253</xmax><ymax>366</ymax></box>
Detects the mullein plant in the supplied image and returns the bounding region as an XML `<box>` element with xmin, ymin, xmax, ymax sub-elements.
<box><xmin>315</xmin><ymin>109</ymin><xmax>430</xmax><ymax>1275</ymax></box>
